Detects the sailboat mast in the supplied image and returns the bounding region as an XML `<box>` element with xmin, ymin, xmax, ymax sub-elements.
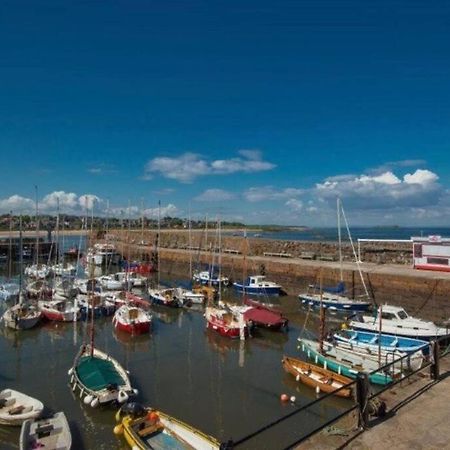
<box><xmin>218</xmin><ymin>218</ymin><xmax>222</xmax><ymax>303</ymax></box>
<box><xmin>8</xmin><ymin>211</ymin><xmax>13</xmax><ymax>281</ymax></box>
<box><xmin>337</xmin><ymin>197</ymin><xmax>343</xmax><ymax>282</ymax></box>
<box><xmin>188</xmin><ymin>203</ymin><xmax>192</xmax><ymax>279</ymax></box>
<box><xmin>157</xmin><ymin>200</ymin><xmax>161</xmax><ymax>288</ymax></box>
<box><xmin>319</xmin><ymin>270</ymin><xmax>325</xmax><ymax>354</ymax></box>
<box><xmin>34</xmin><ymin>185</ymin><xmax>39</xmax><ymax>266</ymax></box>
<box><xmin>18</xmin><ymin>215</ymin><xmax>23</xmax><ymax>305</ymax></box>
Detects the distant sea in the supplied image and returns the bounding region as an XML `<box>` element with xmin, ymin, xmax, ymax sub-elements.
<box><xmin>238</xmin><ymin>227</ymin><xmax>450</xmax><ymax>242</ymax></box>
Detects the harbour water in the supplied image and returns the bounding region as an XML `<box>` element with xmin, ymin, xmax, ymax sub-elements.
<box><xmin>239</xmin><ymin>227</ymin><xmax>450</xmax><ymax>242</ymax></box>
<box><xmin>0</xmin><ymin>237</ymin><xmax>349</xmax><ymax>449</ymax></box>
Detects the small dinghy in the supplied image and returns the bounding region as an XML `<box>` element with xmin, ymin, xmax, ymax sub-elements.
<box><xmin>20</xmin><ymin>411</ymin><xmax>72</xmax><ymax>450</ymax></box>
<box><xmin>115</xmin><ymin>402</ymin><xmax>220</xmax><ymax>449</ymax></box>
<box><xmin>0</xmin><ymin>389</ymin><xmax>44</xmax><ymax>426</ymax></box>
<box><xmin>282</xmin><ymin>356</ymin><xmax>353</xmax><ymax>398</ymax></box>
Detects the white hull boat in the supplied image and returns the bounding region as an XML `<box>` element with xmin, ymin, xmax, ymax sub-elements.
<box><xmin>3</xmin><ymin>303</ymin><xmax>42</xmax><ymax>330</ymax></box>
<box><xmin>20</xmin><ymin>411</ymin><xmax>72</xmax><ymax>450</ymax></box>
<box><xmin>350</xmin><ymin>305</ymin><xmax>450</xmax><ymax>340</ymax></box>
<box><xmin>0</xmin><ymin>389</ymin><xmax>44</xmax><ymax>426</ymax></box>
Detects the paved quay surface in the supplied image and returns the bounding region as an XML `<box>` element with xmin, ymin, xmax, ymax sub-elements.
<box><xmin>346</xmin><ymin>372</ymin><xmax>450</xmax><ymax>450</ymax></box>
<box><xmin>296</xmin><ymin>357</ymin><xmax>450</xmax><ymax>450</ymax></box>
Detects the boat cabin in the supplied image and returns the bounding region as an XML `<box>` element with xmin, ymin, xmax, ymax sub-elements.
<box><xmin>247</xmin><ymin>276</ymin><xmax>271</xmax><ymax>286</ymax></box>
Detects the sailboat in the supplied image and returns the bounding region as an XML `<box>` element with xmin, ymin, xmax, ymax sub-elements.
<box><xmin>205</xmin><ymin>220</ymin><xmax>249</xmax><ymax>340</ymax></box>
<box><xmin>68</xmin><ymin>223</ymin><xmax>137</xmax><ymax>407</ymax></box>
<box><xmin>3</xmin><ymin>216</ymin><xmax>42</xmax><ymax>331</ymax></box>
<box><xmin>298</xmin><ymin>198</ymin><xmax>372</xmax><ymax>312</ymax></box>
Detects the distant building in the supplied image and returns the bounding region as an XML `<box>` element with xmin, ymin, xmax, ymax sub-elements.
<box><xmin>412</xmin><ymin>235</ymin><xmax>450</xmax><ymax>272</ymax></box>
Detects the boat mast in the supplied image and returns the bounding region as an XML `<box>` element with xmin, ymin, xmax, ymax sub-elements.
<box><xmin>218</xmin><ymin>218</ymin><xmax>222</xmax><ymax>304</ymax></box>
<box><xmin>157</xmin><ymin>200</ymin><xmax>161</xmax><ymax>288</ymax></box>
<box><xmin>337</xmin><ymin>197</ymin><xmax>343</xmax><ymax>282</ymax></box>
<box><xmin>319</xmin><ymin>269</ymin><xmax>325</xmax><ymax>354</ymax></box>
<box><xmin>34</xmin><ymin>185</ymin><xmax>39</xmax><ymax>267</ymax></box>
<box><xmin>8</xmin><ymin>211</ymin><xmax>13</xmax><ymax>281</ymax></box>
<box><xmin>141</xmin><ymin>197</ymin><xmax>145</xmax><ymax>262</ymax></box>
<box><xmin>18</xmin><ymin>215</ymin><xmax>23</xmax><ymax>305</ymax></box>
<box><xmin>188</xmin><ymin>203</ymin><xmax>192</xmax><ymax>280</ymax></box>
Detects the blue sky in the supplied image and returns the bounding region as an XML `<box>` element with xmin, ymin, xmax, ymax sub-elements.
<box><xmin>0</xmin><ymin>0</ymin><xmax>449</xmax><ymax>225</ymax></box>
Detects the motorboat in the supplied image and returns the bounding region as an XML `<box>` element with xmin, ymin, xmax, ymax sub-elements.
<box><xmin>113</xmin><ymin>305</ymin><xmax>152</xmax><ymax>335</ymax></box>
<box><xmin>193</xmin><ymin>270</ymin><xmax>230</xmax><ymax>287</ymax></box>
<box><xmin>349</xmin><ymin>304</ymin><xmax>450</xmax><ymax>340</ymax></box>
<box><xmin>233</xmin><ymin>275</ymin><xmax>281</xmax><ymax>296</ymax></box>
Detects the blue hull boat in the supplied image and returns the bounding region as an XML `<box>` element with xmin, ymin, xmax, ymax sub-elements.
<box><xmin>299</xmin><ymin>293</ymin><xmax>371</xmax><ymax>312</ymax></box>
<box><xmin>233</xmin><ymin>275</ymin><xmax>281</xmax><ymax>296</ymax></box>
<box><xmin>334</xmin><ymin>329</ymin><xmax>429</xmax><ymax>354</ymax></box>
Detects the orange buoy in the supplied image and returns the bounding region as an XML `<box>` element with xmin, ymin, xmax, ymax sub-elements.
<box><xmin>147</xmin><ymin>411</ymin><xmax>159</xmax><ymax>423</ymax></box>
<box><xmin>280</xmin><ymin>394</ymin><xmax>289</xmax><ymax>402</ymax></box>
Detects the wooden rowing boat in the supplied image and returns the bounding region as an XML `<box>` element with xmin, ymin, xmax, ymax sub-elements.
<box><xmin>282</xmin><ymin>356</ymin><xmax>353</xmax><ymax>398</ymax></box>
<box><xmin>115</xmin><ymin>403</ymin><xmax>220</xmax><ymax>449</ymax></box>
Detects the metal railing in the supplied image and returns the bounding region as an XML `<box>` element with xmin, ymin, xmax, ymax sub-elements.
<box><xmin>222</xmin><ymin>337</ymin><xmax>450</xmax><ymax>449</ymax></box>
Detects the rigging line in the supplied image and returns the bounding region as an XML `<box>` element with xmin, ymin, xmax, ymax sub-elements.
<box><xmin>339</xmin><ymin>200</ymin><xmax>370</xmax><ymax>299</ymax></box>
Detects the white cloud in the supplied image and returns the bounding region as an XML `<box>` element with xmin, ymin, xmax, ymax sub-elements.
<box><xmin>285</xmin><ymin>198</ymin><xmax>303</xmax><ymax>212</ymax></box>
<box><xmin>244</xmin><ymin>186</ymin><xmax>303</xmax><ymax>202</ymax></box>
<box><xmin>144</xmin><ymin>150</ymin><xmax>275</xmax><ymax>183</ymax></box>
<box><xmin>78</xmin><ymin>194</ymin><xmax>101</xmax><ymax>211</ymax></box>
<box><xmin>315</xmin><ymin>169</ymin><xmax>441</xmax><ymax>210</ymax></box>
<box><xmin>41</xmin><ymin>191</ymin><xmax>78</xmax><ymax>210</ymax></box>
<box><xmin>143</xmin><ymin>203</ymin><xmax>178</xmax><ymax>218</ymax></box>
<box><xmin>0</xmin><ymin>195</ymin><xmax>35</xmax><ymax>213</ymax></box>
<box><xmin>194</xmin><ymin>189</ymin><xmax>236</xmax><ymax>202</ymax></box>
<box><xmin>403</xmin><ymin>169</ymin><xmax>438</xmax><ymax>185</ymax></box>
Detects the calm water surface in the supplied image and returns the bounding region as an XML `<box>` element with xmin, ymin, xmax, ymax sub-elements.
<box><xmin>0</xmin><ymin>237</ymin><xmax>352</xmax><ymax>449</ymax></box>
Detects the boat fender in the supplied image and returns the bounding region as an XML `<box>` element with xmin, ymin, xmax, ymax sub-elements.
<box><xmin>90</xmin><ymin>397</ymin><xmax>99</xmax><ymax>408</ymax></box>
<box><xmin>79</xmin><ymin>388</ymin><xmax>84</xmax><ymax>398</ymax></box>
<box><xmin>132</xmin><ymin>388</ymin><xmax>139</xmax><ymax>396</ymax></box>
<box><xmin>72</xmin><ymin>382</ymin><xmax>77</xmax><ymax>392</ymax></box>
<box><xmin>113</xmin><ymin>424</ymin><xmax>124</xmax><ymax>435</ymax></box>
<box><xmin>84</xmin><ymin>395</ymin><xmax>94</xmax><ymax>405</ymax></box>
<box><xmin>68</xmin><ymin>368</ymin><xmax>74</xmax><ymax>376</ymax></box>
<box><xmin>280</xmin><ymin>394</ymin><xmax>289</xmax><ymax>402</ymax></box>
<box><xmin>118</xmin><ymin>390</ymin><xmax>129</xmax><ymax>404</ymax></box>
<box><xmin>70</xmin><ymin>375</ymin><xmax>74</xmax><ymax>384</ymax></box>
<box><xmin>295</xmin><ymin>375</ymin><xmax>300</xmax><ymax>382</ymax></box>
<box><xmin>290</xmin><ymin>396</ymin><xmax>296</xmax><ymax>403</ymax></box>
<box><xmin>316</xmin><ymin>386</ymin><xmax>320</xmax><ymax>395</ymax></box>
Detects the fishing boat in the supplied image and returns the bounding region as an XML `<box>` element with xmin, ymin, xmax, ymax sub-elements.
<box><xmin>20</xmin><ymin>411</ymin><xmax>72</xmax><ymax>450</ymax></box>
<box><xmin>334</xmin><ymin>329</ymin><xmax>429</xmax><ymax>354</ymax></box>
<box><xmin>298</xmin><ymin>337</ymin><xmax>396</xmax><ymax>385</ymax></box>
<box><xmin>113</xmin><ymin>305</ymin><xmax>152</xmax><ymax>335</ymax></box>
<box><xmin>349</xmin><ymin>304</ymin><xmax>450</xmax><ymax>340</ymax></box>
<box><xmin>68</xmin><ymin>344</ymin><xmax>137</xmax><ymax>407</ymax></box>
<box><xmin>242</xmin><ymin>299</ymin><xmax>288</xmax><ymax>331</ymax></box>
<box><xmin>233</xmin><ymin>275</ymin><xmax>282</xmax><ymax>296</ymax></box>
<box><xmin>0</xmin><ymin>389</ymin><xmax>44</xmax><ymax>426</ymax></box>
<box><xmin>115</xmin><ymin>402</ymin><xmax>220</xmax><ymax>450</ymax></box>
<box><xmin>38</xmin><ymin>299</ymin><xmax>80</xmax><ymax>322</ymax></box>
<box><xmin>282</xmin><ymin>356</ymin><xmax>352</xmax><ymax>397</ymax></box>
<box><xmin>205</xmin><ymin>305</ymin><xmax>248</xmax><ymax>339</ymax></box>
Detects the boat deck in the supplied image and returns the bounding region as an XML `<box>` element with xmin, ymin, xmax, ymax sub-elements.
<box><xmin>76</xmin><ymin>356</ymin><xmax>125</xmax><ymax>391</ymax></box>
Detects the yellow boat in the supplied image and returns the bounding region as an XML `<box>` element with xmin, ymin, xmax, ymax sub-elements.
<box><xmin>115</xmin><ymin>403</ymin><xmax>221</xmax><ymax>450</ymax></box>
